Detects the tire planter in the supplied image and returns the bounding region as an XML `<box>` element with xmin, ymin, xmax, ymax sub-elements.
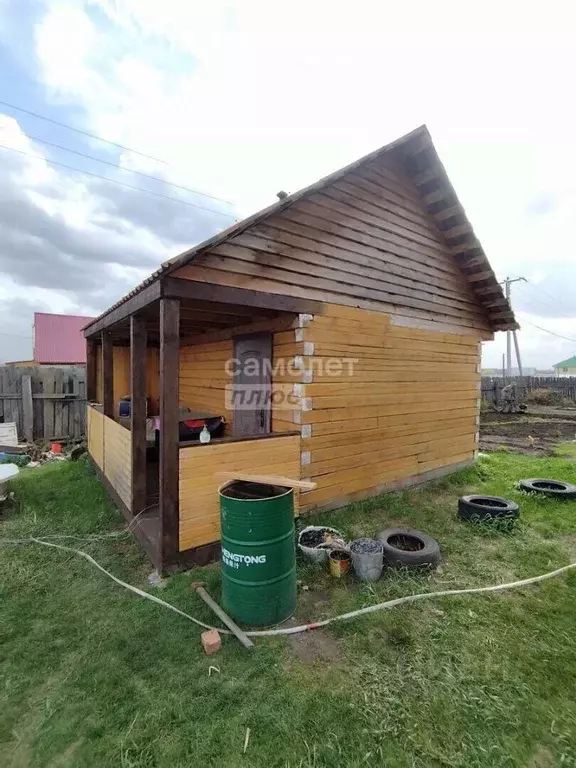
<box><xmin>458</xmin><ymin>495</ymin><xmax>519</xmax><ymax>523</ymax></box>
<box><xmin>377</xmin><ymin>528</ymin><xmax>441</xmax><ymax>569</ymax></box>
<box><xmin>518</xmin><ymin>478</ymin><xmax>576</xmax><ymax>499</ymax></box>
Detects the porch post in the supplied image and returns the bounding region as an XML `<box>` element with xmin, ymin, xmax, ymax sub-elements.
<box><xmin>86</xmin><ymin>339</ymin><xmax>97</xmax><ymax>403</ymax></box>
<box><xmin>159</xmin><ymin>298</ymin><xmax>180</xmax><ymax>566</ymax></box>
<box><xmin>130</xmin><ymin>315</ymin><xmax>147</xmax><ymax>517</ymax></box>
<box><xmin>101</xmin><ymin>331</ymin><xmax>114</xmax><ymax>418</ymax></box>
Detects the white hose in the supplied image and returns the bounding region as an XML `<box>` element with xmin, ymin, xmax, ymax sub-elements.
<box><xmin>2</xmin><ymin>536</ymin><xmax>576</xmax><ymax>638</ymax></box>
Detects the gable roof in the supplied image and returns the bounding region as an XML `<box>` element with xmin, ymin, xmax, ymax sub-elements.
<box><xmin>86</xmin><ymin>125</ymin><xmax>517</xmax><ymax>333</ymax></box>
<box><xmin>34</xmin><ymin>313</ymin><xmax>94</xmax><ymax>364</ymax></box>
<box><xmin>554</xmin><ymin>356</ymin><xmax>576</xmax><ymax>368</ymax></box>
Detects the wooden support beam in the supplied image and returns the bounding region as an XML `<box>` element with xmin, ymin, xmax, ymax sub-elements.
<box><xmin>413</xmin><ymin>167</ymin><xmax>438</xmax><ymax>186</ymax></box>
<box><xmin>86</xmin><ymin>339</ymin><xmax>97</xmax><ymax>402</ymax></box>
<box><xmin>442</xmin><ymin>223</ymin><xmax>473</xmax><ymax>239</ymax></box>
<box><xmin>84</xmin><ymin>281</ymin><xmax>161</xmax><ymax>338</ymax></box>
<box><xmin>162</xmin><ymin>276</ymin><xmax>325</xmax><ymax>315</ymax></box>
<box><xmin>130</xmin><ymin>315</ymin><xmax>147</xmax><ymax>518</ymax></box>
<box><xmin>465</xmin><ymin>270</ymin><xmax>496</xmax><ymax>283</ymax></box>
<box><xmin>432</xmin><ymin>204</ymin><xmax>462</xmax><ymax>222</ymax></box>
<box><xmin>159</xmin><ymin>297</ymin><xmax>180</xmax><ymax>566</ymax></box>
<box><xmin>421</xmin><ymin>189</ymin><xmax>445</xmax><ymax>205</ymax></box>
<box><xmin>449</xmin><ymin>241</ymin><xmax>481</xmax><ymax>256</ymax></box>
<box><xmin>101</xmin><ymin>331</ymin><xmax>114</xmax><ymax>418</ymax></box>
<box><xmin>474</xmin><ymin>284</ymin><xmax>506</xmax><ymax>297</ymax></box>
<box><xmin>180</xmin><ymin>313</ymin><xmax>297</xmax><ymax>347</ymax></box>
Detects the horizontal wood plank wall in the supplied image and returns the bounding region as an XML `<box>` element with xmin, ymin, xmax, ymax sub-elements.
<box><xmin>179</xmin><ymin>339</ymin><xmax>234</xmax><ymax>433</ymax></box>
<box><xmin>172</xmin><ymin>155</ymin><xmax>492</xmax><ymax>335</ymax></box>
<box><xmin>96</xmin><ymin>347</ymin><xmax>160</xmax><ymax>415</ymax></box>
<box><xmin>103</xmin><ymin>415</ymin><xmax>132</xmax><ymax>510</ymax></box>
<box><xmin>178</xmin><ymin>435</ymin><xmax>301</xmax><ymax>550</ymax></box>
<box><xmin>87</xmin><ymin>404</ymin><xmax>132</xmax><ymax>509</ymax></box>
<box><xmin>299</xmin><ymin>305</ymin><xmax>481</xmax><ymax>510</ymax></box>
<box><xmin>179</xmin><ymin>330</ymin><xmax>302</xmax><ymax>435</ymax></box>
<box><xmin>87</xmin><ymin>405</ymin><xmax>104</xmax><ymax>470</ymax></box>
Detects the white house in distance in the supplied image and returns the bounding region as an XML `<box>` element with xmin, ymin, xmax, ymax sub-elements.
<box><xmin>554</xmin><ymin>356</ymin><xmax>576</xmax><ymax>377</ymax></box>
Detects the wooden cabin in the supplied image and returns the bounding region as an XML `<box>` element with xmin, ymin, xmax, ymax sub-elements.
<box><xmin>84</xmin><ymin>125</ymin><xmax>517</xmax><ymax>573</ymax></box>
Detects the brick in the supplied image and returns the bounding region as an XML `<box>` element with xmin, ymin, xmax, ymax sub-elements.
<box><xmin>201</xmin><ymin>630</ymin><xmax>221</xmax><ymax>655</ymax></box>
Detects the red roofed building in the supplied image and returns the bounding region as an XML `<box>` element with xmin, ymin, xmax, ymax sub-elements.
<box><xmin>33</xmin><ymin>313</ymin><xmax>94</xmax><ymax>365</ymax></box>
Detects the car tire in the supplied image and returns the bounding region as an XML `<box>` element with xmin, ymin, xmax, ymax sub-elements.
<box><xmin>458</xmin><ymin>495</ymin><xmax>520</xmax><ymax>523</ymax></box>
<box><xmin>377</xmin><ymin>528</ymin><xmax>441</xmax><ymax>568</ymax></box>
<box><xmin>518</xmin><ymin>478</ymin><xmax>576</xmax><ymax>499</ymax></box>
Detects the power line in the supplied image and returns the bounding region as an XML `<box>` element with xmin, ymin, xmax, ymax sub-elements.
<box><xmin>0</xmin><ymin>98</ymin><xmax>169</xmax><ymax>166</ymax></box>
<box><xmin>521</xmin><ymin>318</ymin><xmax>576</xmax><ymax>344</ymax></box>
<box><xmin>0</xmin><ymin>143</ymin><xmax>236</xmax><ymax>219</ymax></box>
<box><xmin>523</xmin><ymin>279</ymin><xmax>574</xmax><ymax>318</ymax></box>
<box><xmin>514</xmin><ymin>281</ymin><xmax>559</xmax><ymax>317</ymax></box>
<box><xmin>0</xmin><ymin>128</ymin><xmax>234</xmax><ymax>206</ymax></box>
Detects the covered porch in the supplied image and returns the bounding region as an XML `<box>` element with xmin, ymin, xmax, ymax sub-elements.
<box><xmin>84</xmin><ymin>277</ymin><xmax>319</xmax><ymax>572</ymax></box>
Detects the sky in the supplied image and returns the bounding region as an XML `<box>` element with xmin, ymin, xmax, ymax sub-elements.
<box><xmin>0</xmin><ymin>0</ymin><xmax>575</xmax><ymax>368</ymax></box>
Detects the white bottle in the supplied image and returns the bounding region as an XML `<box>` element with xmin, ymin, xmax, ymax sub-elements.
<box><xmin>199</xmin><ymin>425</ymin><xmax>211</xmax><ymax>444</ymax></box>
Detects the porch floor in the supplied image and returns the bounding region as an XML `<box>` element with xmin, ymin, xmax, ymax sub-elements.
<box><xmin>131</xmin><ymin>457</ymin><xmax>161</xmax><ymax>569</ymax></box>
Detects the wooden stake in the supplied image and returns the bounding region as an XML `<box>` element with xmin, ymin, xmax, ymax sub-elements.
<box><xmin>191</xmin><ymin>582</ymin><xmax>254</xmax><ymax>650</ymax></box>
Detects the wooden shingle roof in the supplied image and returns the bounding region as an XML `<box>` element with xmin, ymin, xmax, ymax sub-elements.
<box><xmin>86</xmin><ymin>125</ymin><xmax>517</xmax><ymax>333</ymax></box>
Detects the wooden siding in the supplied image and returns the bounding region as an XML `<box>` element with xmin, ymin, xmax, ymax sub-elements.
<box><xmin>87</xmin><ymin>404</ymin><xmax>104</xmax><ymax>470</ymax></box>
<box><xmin>96</xmin><ymin>347</ymin><xmax>160</xmax><ymax>416</ymax></box>
<box><xmin>87</xmin><ymin>404</ymin><xmax>132</xmax><ymax>509</ymax></box>
<box><xmin>103</xmin><ymin>415</ymin><xmax>132</xmax><ymax>510</ymax></box>
<box><xmin>298</xmin><ymin>305</ymin><xmax>481</xmax><ymax>510</ymax></box>
<box><xmin>179</xmin><ymin>339</ymin><xmax>234</xmax><ymax>431</ymax></box>
<box><xmin>173</xmin><ymin>155</ymin><xmax>492</xmax><ymax>335</ymax></box>
<box><xmin>179</xmin><ymin>434</ymin><xmax>301</xmax><ymax>550</ymax></box>
<box><xmin>179</xmin><ymin>329</ymin><xmax>303</xmax><ymax>435</ymax></box>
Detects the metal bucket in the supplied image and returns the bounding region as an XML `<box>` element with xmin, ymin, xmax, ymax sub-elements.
<box><xmin>350</xmin><ymin>538</ymin><xmax>384</xmax><ymax>582</ymax></box>
<box><xmin>219</xmin><ymin>480</ymin><xmax>297</xmax><ymax>626</ymax></box>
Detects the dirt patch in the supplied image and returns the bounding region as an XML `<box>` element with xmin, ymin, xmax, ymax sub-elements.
<box><xmin>482</xmin><ymin>408</ymin><xmax>576</xmax><ymax>423</ymax></box>
<box><xmin>285</xmin><ymin>589</ymin><xmax>343</xmax><ymax>663</ymax></box>
<box><xmin>480</xmin><ymin>413</ymin><xmax>576</xmax><ymax>455</ymax></box>
<box><xmin>287</xmin><ymin>626</ymin><xmax>342</xmax><ymax>664</ymax></box>
<box><xmin>482</xmin><ymin>420</ymin><xmax>576</xmax><ymax>440</ymax></box>
<box><xmin>480</xmin><ymin>435</ymin><xmax>556</xmax><ymax>456</ymax></box>
<box><xmin>293</xmin><ymin>588</ymin><xmax>332</xmax><ymax>622</ymax></box>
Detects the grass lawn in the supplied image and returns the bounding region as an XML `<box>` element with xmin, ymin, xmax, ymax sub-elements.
<box><xmin>2</xmin><ymin>453</ymin><xmax>576</xmax><ymax>767</ymax></box>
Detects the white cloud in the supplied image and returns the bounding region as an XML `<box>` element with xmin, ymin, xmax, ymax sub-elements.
<box><xmin>0</xmin><ymin>111</ymin><xmax>226</xmax><ymax>360</ymax></box>
<box><xmin>3</xmin><ymin>0</ymin><xmax>576</xmax><ymax>366</ymax></box>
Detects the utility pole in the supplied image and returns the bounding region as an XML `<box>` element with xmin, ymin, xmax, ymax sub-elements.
<box><xmin>501</xmin><ymin>276</ymin><xmax>526</xmax><ymax>379</ymax></box>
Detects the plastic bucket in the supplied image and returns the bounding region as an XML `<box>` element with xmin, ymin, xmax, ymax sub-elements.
<box><xmin>350</xmin><ymin>538</ymin><xmax>384</xmax><ymax>581</ymax></box>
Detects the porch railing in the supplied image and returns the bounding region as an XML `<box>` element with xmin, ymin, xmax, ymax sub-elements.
<box><xmin>178</xmin><ymin>433</ymin><xmax>301</xmax><ymax>551</ymax></box>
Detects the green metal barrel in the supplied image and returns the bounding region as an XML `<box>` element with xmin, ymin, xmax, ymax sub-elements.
<box><xmin>220</xmin><ymin>481</ymin><xmax>297</xmax><ymax>626</ymax></box>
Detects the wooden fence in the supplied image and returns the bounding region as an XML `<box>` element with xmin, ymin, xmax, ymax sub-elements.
<box><xmin>0</xmin><ymin>366</ymin><xmax>86</xmax><ymax>442</ymax></box>
<box><xmin>482</xmin><ymin>376</ymin><xmax>576</xmax><ymax>405</ymax></box>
